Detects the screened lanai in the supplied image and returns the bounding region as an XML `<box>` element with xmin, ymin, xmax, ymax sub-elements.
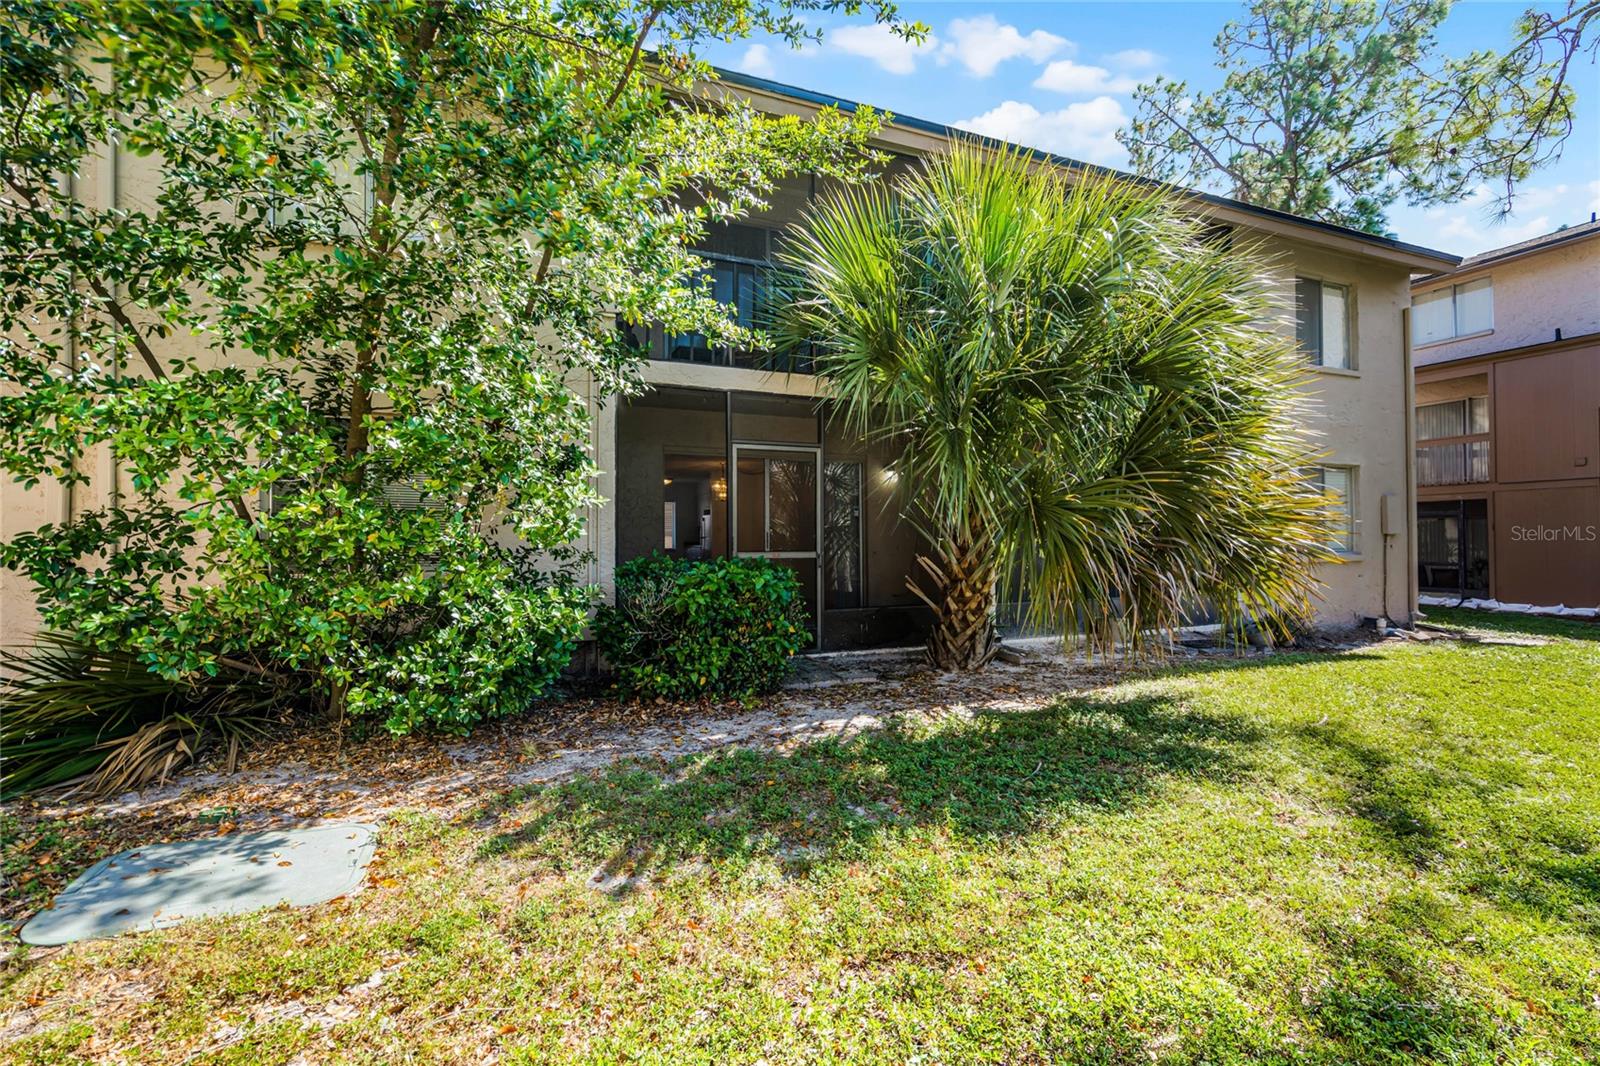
<box><xmin>614</xmin><ymin>385</ymin><xmax>928</xmax><ymax>650</ymax></box>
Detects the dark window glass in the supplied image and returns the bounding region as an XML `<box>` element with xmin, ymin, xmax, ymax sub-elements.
<box><xmin>1295</xmin><ymin>278</ymin><xmax>1322</xmax><ymax>358</ymax></box>
<box><xmin>824</xmin><ymin>461</ymin><xmax>863</xmax><ymax>610</ymax></box>
<box><xmin>619</xmin><ymin>222</ymin><xmax>814</xmax><ymax>372</ymax></box>
<box><xmin>1418</xmin><ymin>499</ymin><xmax>1489</xmax><ymax>594</ymax></box>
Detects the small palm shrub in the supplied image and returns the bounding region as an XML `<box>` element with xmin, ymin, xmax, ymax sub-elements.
<box><xmin>595</xmin><ymin>554</ymin><xmax>809</xmax><ymax>700</ymax></box>
<box><xmin>0</xmin><ymin>634</ymin><xmax>292</xmax><ymax>799</ymax></box>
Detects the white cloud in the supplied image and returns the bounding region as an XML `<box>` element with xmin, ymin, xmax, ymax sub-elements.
<box><xmin>939</xmin><ymin>15</ymin><xmax>1070</xmax><ymax>78</ymax></box>
<box><xmin>829</xmin><ymin>23</ymin><xmax>939</xmax><ymax>75</ymax></box>
<box><xmin>1408</xmin><ymin>182</ymin><xmax>1596</xmax><ymax>255</ymax></box>
<box><xmin>1105</xmin><ymin>48</ymin><xmax>1161</xmax><ymax>70</ymax></box>
<box><xmin>955</xmin><ymin>97</ymin><xmax>1130</xmax><ymax>167</ymax></box>
<box><xmin>1033</xmin><ymin>59</ymin><xmax>1139</xmax><ymax>96</ymax></box>
<box><xmin>1526</xmin><ymin>179</ymin><xmax>1600</xmax><ymax>218</ymax></box>
<box><xmin>737</xmin><ymin>43</ymin><xmax>775</xmax><ymax>78</ymax></box>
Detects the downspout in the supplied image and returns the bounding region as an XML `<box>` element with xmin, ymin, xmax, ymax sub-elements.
<box><xmin>74</xmin><ymin>58</ymin><xmax>122</xmax><ymax>519</ymax></box>
<box><xmin>62</xmin><ymin>170</ymin><xmax>76</xmax><ymax>525</ymax></box>
<box><xmin>107</xmin><ymin>89</ymin><xmax>121</xmax><ymax>518</ymax></box>
<box><xmin>1400</xmin><ymin>303</ymin><xmax>1418</xmax><ymax>624</ymax></box>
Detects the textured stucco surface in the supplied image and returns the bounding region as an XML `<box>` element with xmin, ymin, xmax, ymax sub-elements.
<box><xmin>1263</xmin><ymin>240</ymin><xmax>1416</xmax><ymax>626</ymax></box>
<box><xmin>1414</xmin><ymin>235</ymin><xmax>1600</xmax><ymax>367</ymax></box>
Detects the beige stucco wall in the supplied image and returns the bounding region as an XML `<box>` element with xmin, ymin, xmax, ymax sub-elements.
<box><xmin>1414</xmin><ymin>235</ymin><xmax>1600</xmax><ymax>367</ymax></box>
<box><xmin>0</xmin><ymin>122</ymin><xmax>613</xmax><ymax>653</ymax></box>
<box><xmin>3</xmin><ymin>85</ymin><xmax>130</xmax><ymax>650</ymax></box>
<box><xmin>1261</xmin><ymin>240</ymin><xmax>1418</xmax><ymax>627</ymax></box>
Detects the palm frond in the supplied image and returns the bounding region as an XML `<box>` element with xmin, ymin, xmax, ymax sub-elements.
<box><xmin>775</xmin><ymin>140</ymin><xmax>1336</xmax><ymax>663</ymax></box>
<box><xmin>1</xmin><ymin>633</ymin><xmax>293</xmax><ymax>799</ymax></box>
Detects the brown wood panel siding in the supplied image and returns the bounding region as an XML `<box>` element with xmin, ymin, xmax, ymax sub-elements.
<box><xmin>1492</xmin><ymin>484</ymin><xmax>1600</xmax><ymax>606</ymax></box>
<box><xmin>1416</xmin><ymin>340</ymin><xmax>1600</xmax><ymax>606</ymax></box>
<box><xmin>1492</xmin><ymin>343</ymin><xmax>1600</xmax><ymax>483</ymax></box>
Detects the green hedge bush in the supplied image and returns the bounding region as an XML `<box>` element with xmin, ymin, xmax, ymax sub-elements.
<box><xmin>595</xmin><ymin>554</ymin><xmax>809</xmax><ymax>700</ymax></box>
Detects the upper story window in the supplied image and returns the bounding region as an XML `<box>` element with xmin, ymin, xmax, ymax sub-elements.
<box><xmin>1412</xmin><ymin>277</ymin><xmax>1492</xmax><ymax>346</ymax></box>
<box><xmin>618</xmin><ymin>222</ymin><xmax>813</xmax><ymax>373</ymax></box>
<box><xmin>1295</xmin><ymin>278</ymin><xmax>1351</xmax><ymax>370</ymax></box>
<box><xmin>1417</xmin><ymin>396</ymin><xmax>1489</xmax><ymax>441</ymax></box>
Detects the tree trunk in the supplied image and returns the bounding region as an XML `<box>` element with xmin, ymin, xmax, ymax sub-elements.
<box><xmin>910</xmin><ymin>527</ymin><xmax>999</xmax><ymax>671</ymax></box>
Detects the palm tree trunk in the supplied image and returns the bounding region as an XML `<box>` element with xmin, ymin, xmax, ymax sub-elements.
<box><xmin>909</xmin><ymin>527</ymin><xmax>999</xmax><ymax>671</ymax></box>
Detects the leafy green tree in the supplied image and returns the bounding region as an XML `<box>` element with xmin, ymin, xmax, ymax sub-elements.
<box><xmin>0</xmin><ymin>0</ymin><xmax>903</xmax><ymax>731</ymax></box>
<box><xmin>775</xmin><ymin>145</ymin><xmax>1334</xmax><ymax>669</ymax></box>
<box><xmin>1121</xmin><ymin>0</ymin><xmax>1597</xmax><ymax>233</ymax></box>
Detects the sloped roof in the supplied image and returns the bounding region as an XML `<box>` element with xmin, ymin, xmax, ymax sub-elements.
<box><xmin>1414</xmin><ymin>217</ymin><xmax>1600</xmax><ymax>285</ymax></box>
<box><xmin>714</xmin><ymin>66</ymin><xmax>1461</xmax><ymax>271</ymax></box>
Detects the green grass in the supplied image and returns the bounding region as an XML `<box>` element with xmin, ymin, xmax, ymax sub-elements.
<box><xmin>4</xmin><ymin>610</ymin><xmax>1598</xmax><ymax>1064</ymax></box>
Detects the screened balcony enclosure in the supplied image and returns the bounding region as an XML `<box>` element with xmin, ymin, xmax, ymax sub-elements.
<box><xmin>1416</xmin><ymin>391</ymin><xmax>1491</xmax><ymax>487</ymax></box>
<box><xmin>611</xmin><ymin>166</ymin><xmax>978</xmax><ymax>650</ymax></box>
<box><xmin>615</xmin><ymin>386</ymin><xmax>928</xmax><ymax>650</ymax></box>
<box><xmin>612</xmin><ymin>223</ymin><xmax>814</xmax><ymax>373</ymax></box>
<box><xmin>1417</xmin><ymin>499</ymin><xmax>1490</xmax><ymax>596</ymax></box>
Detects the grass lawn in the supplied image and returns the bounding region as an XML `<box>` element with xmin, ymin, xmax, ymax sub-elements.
<box><xmin>3</xmin><ymin>609</ymin><xmax>1598</xmax><ymax>1063</ymax></box>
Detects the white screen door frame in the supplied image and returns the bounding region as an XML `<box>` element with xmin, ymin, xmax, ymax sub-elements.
<box><xmin>730</xmin><ymin>442</ymin><xmax>823</xmax><ymax>649</ymax></box>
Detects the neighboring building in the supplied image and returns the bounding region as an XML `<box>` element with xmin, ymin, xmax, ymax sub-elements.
<box><xmin>1412</xmin><ymin>218</ymin><xmax>1600</xmax><ymax>608</ymax></box>
<box><xmin>1</xmin><ymin>70</ymin><xmax>1461</xmax><ymax>654</ymax></box>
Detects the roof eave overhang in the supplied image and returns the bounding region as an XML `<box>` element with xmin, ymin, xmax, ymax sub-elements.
<box><xmin>1413</xmin><ymin>226</ymin><xmax>1600</xmax><ymax>287</ymax></box>
<box><xmin>698</xmin><ymin>70</ymin><xmax>1462</xmax><ymax>273</ymax></box>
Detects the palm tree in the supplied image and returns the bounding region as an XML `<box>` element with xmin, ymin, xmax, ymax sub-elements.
<box><xmin>773</xmin><ymin>144</ymin><xmax>1335</xmax><ymax>669</ymax></box>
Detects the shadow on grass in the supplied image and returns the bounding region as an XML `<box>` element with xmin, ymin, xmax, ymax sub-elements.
<box><xmin>477</xmin><ymin>687</ymin><xmax>1262</xmax><ymax>886</ymax></box>
<box><xmin>1287</xmin><ymin>715</ymin><xmax>1506</xmax><ymax>868</ymax></box>
<box><xmin>481</xmin><ymin>643</ymin><xmax>1599</xmax><ymax>944</ymax></box>
<box><xmin>1155</xmin><ymin>649</ymin><xmax>1388</xmax><ymax>678</ymax></box>
<box><xmin>1287</xmin><ymin>699</ymin><xmax>1600</xmax><ymax>939</ymax></box>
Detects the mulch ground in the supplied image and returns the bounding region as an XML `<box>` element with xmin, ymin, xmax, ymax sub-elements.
<box><xmin>3</xmin><ymin>637</ymin><xmax>1347</xmax><ymax>941</ymax></box>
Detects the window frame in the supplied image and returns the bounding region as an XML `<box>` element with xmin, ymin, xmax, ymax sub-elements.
<box><xmin>619</xmin><ymin>222</ymin><xmax>814</xmax><ymax>373</ymax></box>
<box><xmin>1416</xmin><ymin>397</ymin><xmax>1489</xmax><ymax>442</ymax></box>
<box><xmin>266</xmin><ymin>170</ymin><xmax>376</xmax><ymax>239</ymax></box>
<box><xmin>1295</xmin><ymin>276</ymin><xmax>1355</xmax><ymax>371</ymax></box>
<box><xmin>1412</xmin><ymin>277</ymin><xmax>1494</xmax><ymax>347</ymax></box>
<box><xmin>1311</xmin><ymin>464</ymin><xmax>1359</xmax><ymax>556</ymax></box>
<box><xmin>264</xmin><ymin>414</ymin><xmax>453</xmax><ymax>519</ymax></box>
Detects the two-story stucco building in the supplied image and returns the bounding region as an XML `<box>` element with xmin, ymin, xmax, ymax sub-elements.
<box><xmin>1412</xmin><ymin>217</ymin><xmax>1600</xmax><ymax>609</ymax></box>
<box><xmin>594</xmin><ymin>71</ymin><xmax>1460</xmax><ymax>650</ymax></box>
<box><xmin>2</xmin><ymin>69</ymin><xmax>1461</xmax><ymax>654</ymax></box>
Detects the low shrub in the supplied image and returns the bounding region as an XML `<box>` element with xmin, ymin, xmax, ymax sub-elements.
<box><xmin>337</xmin><ymin>559</ymin><xmax>592</xmax><ymax>736</ymax></box>
<box><xmin>1</xmin><ymin>567</ymin><xmax>585</xmax><ymax>795</ymax></box>
<box><xmin>595</xmin><ymin>554</ymin><xmax>809</xmax><ymax>700</ymax></box>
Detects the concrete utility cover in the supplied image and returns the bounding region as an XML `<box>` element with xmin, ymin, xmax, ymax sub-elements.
<box><xmin>19</xmin><ymin>822</ymin><xmax>377</xmax><ymax>946</ymax></box>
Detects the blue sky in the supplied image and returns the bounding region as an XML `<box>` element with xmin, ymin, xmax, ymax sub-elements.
<box><xmin>698</xmin><ymin>1</ymin><xmax>1600</xmax><ymax>256</ymax></box>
